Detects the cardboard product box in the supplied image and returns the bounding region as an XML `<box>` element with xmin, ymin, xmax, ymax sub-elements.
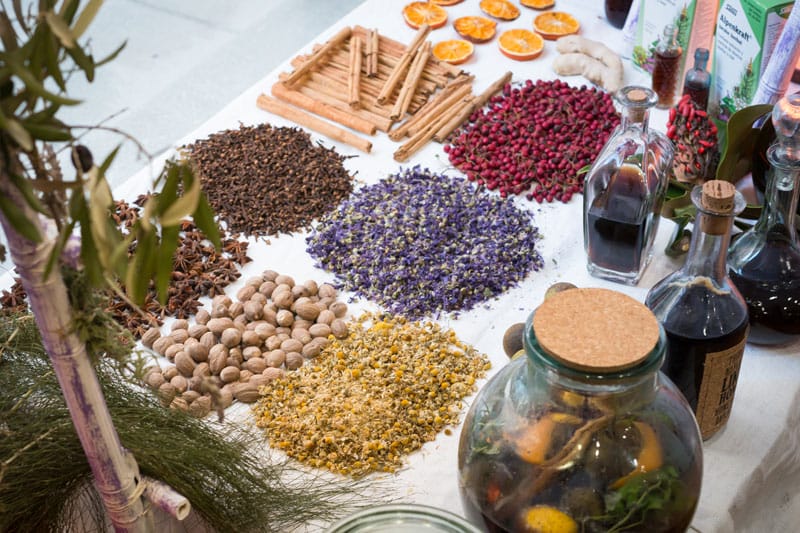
<box><xmin>632</xmin><ymin>0</ymin><xmax>718</xmax><ymax>81</ymax></box>
<box><xmin>710</xmin><ymin>0</ymin><xmax>794</xmax><ymax>121</ymax></box>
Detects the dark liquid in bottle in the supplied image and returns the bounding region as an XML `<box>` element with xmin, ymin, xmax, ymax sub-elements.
<box><xmin>729</xmin><ymin>239</ymin><xmax>800</xmax><ymax>344</ymax></box>
<box><xmin>605</xmin><ymin>0</ymin><xmax>634</xmax><ymax>29</ymax></box>
<box><xmin>586</xmin><ymin>164</ymin><xmax>647</xmax><ymax>274</ymax></box>
<box><xmin>652</xmin><ymin>51</ymin><xmax>682</xmax><ymax>108</ymax></box>
<box><xmin>683</xmin><ymin>82</ymin><xmax>709</xmax><ymax>110</ymax></box>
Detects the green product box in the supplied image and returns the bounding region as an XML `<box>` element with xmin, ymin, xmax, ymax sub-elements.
<box><xmin>710</xmin><ymin>0</ymin><xmax>794</xmax><ymax>121</ymax></box>
<box><xmin>632</xmin><ymin>1</ymin><xmax>698</xmax><ymax>77</ymax></box>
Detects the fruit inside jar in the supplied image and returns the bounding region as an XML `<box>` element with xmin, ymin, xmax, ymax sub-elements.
<box><xmin>457</xmin><ymin>372</ymin><xmax>701</xmax><ymax>532</ymax></box>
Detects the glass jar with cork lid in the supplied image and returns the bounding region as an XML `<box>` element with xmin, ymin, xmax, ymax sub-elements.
<box><xmin>457</xmin><ymin>288</ymin><xmax>702</xmax><ymax>533</ymax></box>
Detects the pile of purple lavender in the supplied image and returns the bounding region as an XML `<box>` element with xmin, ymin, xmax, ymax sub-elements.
<box><xmin>306</xmin><ymin>167</ymin><xmax>544</xmax><ymax>318</ymax></box>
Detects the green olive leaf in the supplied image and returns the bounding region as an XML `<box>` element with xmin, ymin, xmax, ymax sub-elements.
<box><xmin>44</xmin><ymin>219</ymin><xmax>76</xmax><ymax>278</ymax></box>
<box><xmin>160</xmin><ymin>176</ymin><xmax>201</xmax><ymax>227</ymax></box>
<box><xmin>22</xmin><ymin>119</ymin><xmax>71</xmax><ymax>141</ymax></box>
<box><xmin>64</xmin><ymin>43</ymin><xmax>95</xmax><ymax>82</ymax></box>
<box><xmin>155</xmin><ymin>224</ymin><xmax>180</xmax><ymax>304</ymax></box>
<box><xmin>0</xmin><ymin>112</ymin><xmax>34</xmax><ymax>150</ymax></box>
<box><xmin>0</xmin><ymin>192</ymin><xmax>41</xmax><ymax>242</ymax></box>
<box><xmin>193</xmin><ymin>193</ymin><xmax>221</xmax><ymax>249</ymax></box>
<box><xmin>43</xmin><ymin>31</ymin><xmax>66</xmax><ymax>91</ymax></box>
<box><xmin>44</xmin><ymin>11</ymin><xmax>75</xmax><ymax>48</ymax></box>
<box><xmin>8</xmin><ymin>172</ymin><xmax>48</xmax><ymax>215</ymax></box>
<box><xmin>95</xmin><ymin>40</ymin><xmax>126</xmax><ymax>67</ymax></box>
<box><xmin>716</xmin><ymin>104</ymin><xmax>773</xmax><ymax>182</ymax></box>
<box><xmin>71</xmin><ymin>0</ymin><xmax>103</xmax><ymax>40</ymax></box>
<box><xmin>126</xmin><ymin>227</ymin><xmax>157</xmax><ymax>306</ymax></box>
<box><xmin>2</xmin><ymin>51</ymin><xmax>82</xmax><ymax>105</ymax></box>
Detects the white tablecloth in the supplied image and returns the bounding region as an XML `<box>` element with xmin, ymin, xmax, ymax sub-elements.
<box><xmin>81</xmin><ymin>1</ymin><xmax>800</xmax><ymax>531</ymax></box>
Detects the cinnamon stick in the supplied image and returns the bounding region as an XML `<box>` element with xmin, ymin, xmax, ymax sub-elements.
<box><xmin>394</xmin><ymin>92</ymin><xmax>472</xmax><ymax>162</ymax></box>
<box><xmin>284</xmin><ymin>26</ymin><xmax>352</xmax><ymax>87</ymax></box>
<box><xmin>271</xmin><ymin>82</ymin><xmax>377</xmax><ymax>135</ymax></box>
<box><xmin>377</xmin><ymin>24</ymin><xmax>431</xmax><ymax>104</ymax></box>
<box><xmin>353</xmin><ymin>25</ymin><xmax>461</xmax><ymax>78</ymax></box>
<box><xmin>256</xmin><ymin>94</ymin><xmax>372</xmax><ymax>153</ymax></box>
<box><xmin>433</xmin><ymin>71</ymin><xmax>513</xmax><ymax>142</ymax></box>
<box><xmin>348</xmin><ymin>36</ymin><xmax>363</xmax><ymax>109</ymax></box>
<box><xmin>391</xmin><ymin>41</ymin><xmax>431</xmax><ymax>120</ymax></box>
<box><xmin>388</xmin><ymin>76</ymin><xmax>473</xmax><ymax>141</ymax></box>
<box><xmin>366</xmin><ymin>28</ymin><xmax>379</xmax><ymax>77</ymax></box>
<box><xmin>283</xmin><ymin>80</ymin><xmax>393</xmax><ymax>131</ymax></box>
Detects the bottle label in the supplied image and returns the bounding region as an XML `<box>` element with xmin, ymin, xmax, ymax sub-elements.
<box><xmin>695</xmin><ymin>329</ymin><xmax>747</xmax><ymax>439</ymax></box>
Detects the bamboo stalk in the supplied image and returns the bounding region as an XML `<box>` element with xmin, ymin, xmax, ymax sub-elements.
<box><xmin>284</xmin><ymin>26</ymin><xmax>352</xmax><ymax>87</ymax></box>
<box><xmin>394</xmin><ymin>92</ymin><xmax>472</xmax><ymax>162</ymax></box>
<box><xmin>433</xmin><ymin>71</ymin><xmax>513</xmax><ymax>142</ymax></box>
<box><xmin>366</xmin><ymin>28</ymin><xmax>379</xmax><ymax>77</ymax></box>
<box><xmin>353</xmin><ymin>25</ymin><xmax>461</xmax><ymax>78</ymax></box>
<box><xmin>257</xmin><ymin>94</ymin><xmax>372</xmax><ymax>153</ymax></box>
<box><xmin>271</xmin><ymin>82</ymin><xmax>377</xmax><ymax>135</ymax></box>
<box><xmin>389</xmin><ymin>76</ymin><xmax>473</xmax><ymax>141</ymax></box>
<box><xmin>347</xmin><ymin>36</ymin><xmax>362</xmax><ymax>109</ymax></box>
<box><xmin>391</xmin><ymin>41</ymin><xmax>431</xmax><ymax>120</ymax></box>
<box><xmin>378</xmin><ymin>24</ymin><xmax>430</xmax><ymax>104</ymax></box>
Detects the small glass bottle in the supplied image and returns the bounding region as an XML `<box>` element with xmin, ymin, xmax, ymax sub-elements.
<box><xmin>645</xmin><ymin>180</ymin><xmax>749</xmax><ymax>440</ymax></box>
<box><xmin>583</xmin><ymin>86</ymin><xmax>674</xmax><ymax>285</ymax></box>
<box><xmin>728</xmin><ymin>93</ymin><xmax>800</xmax><ymax>345</ymax></box>
<box><xmin>458</xmin><ymin>288</ymin><xmax>703</xmax><ymax>533</ymax></box>
<box><xmin>652</xmin><ymin>24</ymin><xmax>683</xmax><ymax>109</ymax></box>
<box><xmin>604</xmin><ymin>0</ymin><xmax>634</xmax><ymax>29</ymax></box>
<box><xmin>682</xmin><ymin>48</ymin><xmax>711</xmax><ymax>111</ymax></box>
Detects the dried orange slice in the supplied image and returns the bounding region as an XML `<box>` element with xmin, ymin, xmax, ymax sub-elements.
<box><xmin>479</xmin><ymin>0</ymin><xmax>520</xmax><ymax>21</ymax></box>
<box><xmin>432</xmin><ymin>39</ymin><xmax>475</xmax><ymax>65</ymax></box>
<box><xmin>498</xmin><ymin>29</ymin><xmax>544</xmax><ymax>61</ymax></box>
<box><xmin>533</xmin><ymin>11</ymin><xmax>580</xmax><ymax>40</ymax></box>
<box><xmin>402</xmin><ymin>2</ymin><xmax>448</xmax><ymax>30</ymax></box>
<box><xmin>520</xmin><ymin>0</ymin><xmax>555</xmax><ymax>9</ymax></box>
<box><xmin>433</xmin><ymin>0</ymin><xmax>464</xmax><ymax>4</ymax></box>
<box><xmin>454</xmin><ymin>16</ymin><xmax>497</xmax><ymax>43</ymax></box>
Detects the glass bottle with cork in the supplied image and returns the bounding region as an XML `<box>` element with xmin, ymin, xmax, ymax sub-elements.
<box><xmin>682</xmin><ymin>47</ymin><xmax>711</xmax><ymax>110</ymax></box>
<box><xmin>458</xmin><ymin>287</ymin><xmax>703</xmax><ymax>533</ymax></box>
<box><xmin>727</xmin><ymin>93</ymin><xmax>800</xmax><ymax>345</ymax></box>
<box><xmin>645</xmin><ymin>180</ymin><xmax>748</xmax><ymax>440</ymax></box>
<box><xmin>583</xmin><ymin>86</ymin><xmax>674</xmax><ymax>285</ymax></box>
<box><xmin>652</xmin><ymin>24</ymin><xmax>683</xmax><ymax>109</ymax></box>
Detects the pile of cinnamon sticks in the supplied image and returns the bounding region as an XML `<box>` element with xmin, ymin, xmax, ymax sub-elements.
<box><xmin>256</xmin><ymin>25</ymin><xmax>511</xmax><ymax>161</ymax></box>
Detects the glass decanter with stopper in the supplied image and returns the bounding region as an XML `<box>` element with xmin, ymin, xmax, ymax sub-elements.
<box><xmin>458</xmin><ymin>288</ymin><xmax>703</xmax><ymax>533</ymax></box>
<box><xmin>583</xmin><ymin>86</ymin><xmax>674</xmax><ymax>285</ymax></box>
<box><xmin>645</xmin><ymin>180</ymin><xmax>749</xmax><ymax>440</ymax></box>
<box><xmin>727</xmin><ymin>93</ymin><xmax>800</xmax><ymax>345</ymax></box>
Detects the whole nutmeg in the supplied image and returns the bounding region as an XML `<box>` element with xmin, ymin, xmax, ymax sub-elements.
<box><xmin>207</xmin><ymin>317</ymin><xmax>234</xmax><ymax>335</ymax></box>
<box><xmin>318</xmin><ymin>283</ymin><xmax>337</xmax><ymax>299</ymax></box>
<box><xmin>164</xmin><ymin>343</ymin><xmax>184</xmax><ymax>361</ymax></box>
<box><xmin>228</xmin><ymin>301</ymin><xmax>245</xmax><ymax>318</ymax></box>
<box><xmin>243</xmin><ymin>301</ymin><xmax>263</xmax><ymax>321</ymax></box>
<box><xmin>292</xmin><ymin>284</ymin><xmax>310</xmax><ymax>299</ymax></box>
<box><xmin>187</xmin><ymin>375</ymin><xmax>203</xmax><ymax>392</ymax></box>
<box><xmin>182</xmin><ymin>390</ymin><xmax>201</xmax><ymax>404</ymax></box>
<box><xmin>280</xmin><ymin>338</ymin><xmax>304</xmax><ymax>354</ymax></box>
<box><xmin>502</xmin><ymin>322</ymin><xmax>526</xmax><ymax>358</ymax></box>
<box><xmin>329</xmin><ymin>301</ymin><xmax>348</xmax><ymax>318</ymax></box>
<box><xmin>209</xmin><ymin>350</ymin><xmax>227</xmax><ymax>375</ymax></box>
<box><xmin>318</xmin><ymin>297</ymin><xmax>335</xmax><ymax>310</ymax></box>
<box><xmin>233</xmin><ymin>383</ymin><xmax>261</xmax><ymax>403</ymax></box>
<box><xmin>199</xmin><ymin>331</ymin><xmax>217</xmax><ymax>350</ymax></box>
<box><xmin>171</xmin><ymin>319</ymin><xmax>189</xmax><ymax>332</ymax></box>
<box><xmin>293</xmin><ymin>318</ymin><xmax>314</xmax><ymax>331</ymax></box>
<box><xmin>211</xmin><ymin>303</ymin><xmax>230</xmax><ymax>319</ymax></box>
<box><xmin>241</xmin><ymin>330</ymin><xmax>262</xmax><ymax>347</ymax></box>
<box><xmin>246</xmin><ymin>275</ymin><xmax>265</xmax><ymax>288</ymax></box>
<box><xmin>304</xmin><ymin>279</ymin><xmax>319</xmax><ymax>296</ymax></box>
<box><xmin>263</xmin><ymin>367</ymin><xmax>286</xmax><ymax>381</ymax></box>
<box><xmin>183</xmin><ymin>337</ymin><xmax>199</xmax><ymax>348</ymax></box>
<box><xmin>152</xmin><ymin>336</ymin><xmax>175</xmax><ymax>356</ymax></box>
<box><xmin>225</xmin><ymin>357</ymin><xmax>241</xmax><ymax>370</ymax></box>
<box><xmin>141</xmin><ymin>328</ymin><xmax>161</xmax><ymax>348</ymax></box>
<box><xmin>246</xmin><ymin>319</ymin><xmax>267</xmax><ymax>331</ymax></box>
<box><xmin>212</xmin><ymin>294</ymin><xmax>233</xmax><ymax>308</ymax></box>
<box><xmin>263</xmin><ymin>307</ymin><xmax>278</xmax><ymax>326</ymax></box>
<box><xmin>250</xmin><ymin>292</ymin><xmax>267</xmax><ymax>306</ymax></box>
<box><xmin>291</xmin><ymin>328</ymin><xmax>311</xmax><ymax>345</ymax></box>
<box><xmin>274</xmin><ymin>274</ymin><xmax>295</xmax><ymax>287</ymax></box>
<box><xmin>162</xmin><ymin>366</ymin><xmax>179</xmax><ymax>381</ymax></box>
<box><xmin>220</xmin><ymin>366</ymin><xmax>241</xmax><ymax>384</ymax></box>
<box><xmin>195</xmin><ymin>309</ymin><xmax>211</xmax><ymax>325</ymax></box>
<box><xmin>237</xmin><ymin>285</ymin><xmax>257</xmax><ymax>302</ymax></box>
<box><xmin>193</xmin><ymin>361</ymin><xmax>211</xmax><ymax>378</ymax></box>
<box><xmin>170</xmin><ymin>396</ymin><xmax>190</xmax><ymax>412</ymax></box>
<box><xmin>285</xmin><ymin>352</ymin><xmax>304</xmax><ymax>370</ymax></box>
<box><xmin>186</xmin><ymin>342</ymin><xmax>209</xmax><ymax>363</ymax></box>
<box><xmin>145</xmin><ymin>369</ymin><xmax>165</xmax><ymax>389</ymax></box>
<box><xmin>295</xmin><ymin>303</ymin><xmax>320</xmax><ymax>321</ymax></box>
<box><xmin>262</xmin><ymin>269</ymin><xmax>279</xmax><ymax>282</ymax></box>
<box><xmin>316</xmin><ymin>309</ymin><xmax>335</xmax><ymax>326</ymax></box>
<box><xmin>188</xmin><ymin>324</ymin><xmax>209</xmax><ymax>339</ymax></box>
<box><xmin>245</xmin><ymin>357</ymin><xmax>267</xmax><ymax>374</ymax></box>
<box><xmin>308</xmin><ymin>323</ymin><xmax>332</xmax><ymax>338</ymax></box>
<box><xmin>158</xmin><ymin>382</ymin><xmax>177</xmax><ymax>406</ymax></box>
<box><xmin>265</xmin><ymin>349</ymin><xmax>286</xmax><ymax>368</ymax></box>
<box><xmin>239</xmin><ymin>369</ymin><xmax>254</xmax><ymax>382</ymax></box>
<box><xmin>265</xmin><ymin>334</ymin><xmax>283</xmax><ymax>351</ymax></box>
<box><xmin>259</xmin><ymin>280</ymin><xmax>277</xmax><ymax>298</ymax></box>
<box><xmin>220</xmin><ymin>328</ymin><xmax>242</xmax><ymax>348</ymax></box>
<box><xmin>255</xmin><ymin>322</ymin><xmax>276</xmax><ymax>340</ymax></box>
<box><xmin>229</xmin><ymin>347</ymin><xmax>244</xmax><ymax>365</ymax></box>
<box><xmin>170</xmin><ymin>375</ymin><xmax>188</xmax><ymax>393</ymax></box>
<box><xmin>276</xmin><ymin>309</ymin><xmax>294</xmax><ymax>327</ymax></box>
<box><xmin>275</xmin><ymin>328</ymin><xmax>291</xmax><ymax>338</ymax></box>
<box><xmin>233</xmin><ymin>315</ymin><xmax>248</xmax><ymax>330</ymax></box>
<box><xmin>174</xmin><ymin>352</ymin><xmax>196</xmax><ymax>377</ymax></box>
<box><xmin>330</xmin><ymin>319</ymin><xmax>349</xmax><ymax>339</ymax></box>
<box><xmin>217</xmin><ymin>387</ymin><xmax>234</xmax><ymax>410</ymax></box>
<box><xmin>273</xmin><ymin>290</ymin><xmax>294</xmax><ymax>310</ymax></box>
<box><xmin>242</xmin><ymin>346</ymin><xmax>262</xmax><ymax>361</ymax></box>
<box><xmin>188</xmin><ymin>395</ymin><xmax>212</xmax><ymax>418</ymax></box>
<box><xmin>301</xmin><ymin>340</ymin><xmax>322</xmax><ymax>359</ymax></box>
<box><xmin>249</xmin><ymin>374</ymin><xmax>269</xmax><ymax>389</ymax></box>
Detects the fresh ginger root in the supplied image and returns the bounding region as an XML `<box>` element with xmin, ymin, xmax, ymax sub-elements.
<box><xmin>552</xmin><ymin>36</ymin><xmax>624</xmax><ymax>93</ymax></box>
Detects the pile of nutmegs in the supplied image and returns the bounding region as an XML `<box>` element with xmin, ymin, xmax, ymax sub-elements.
<box><xmin>141</xmin><ymin>269</ymin><xmax>349</xmax><ymax>417</ymax></box>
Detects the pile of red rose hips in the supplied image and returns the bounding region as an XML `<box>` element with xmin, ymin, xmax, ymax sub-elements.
<box><xmin>444</xmin><ymin>79</ymin><xmax>620</xmax><ymax>203</ymax></box>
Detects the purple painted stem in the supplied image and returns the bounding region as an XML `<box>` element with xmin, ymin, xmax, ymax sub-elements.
<box><xmin>753</xmin><ymin>6</ymin><xmax>800</xmax><ymax>105</ymax></box>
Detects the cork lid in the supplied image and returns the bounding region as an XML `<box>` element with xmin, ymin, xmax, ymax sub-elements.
<box><xmin>532</xmin><ymin>288</ymin><xmax>660</xmax><ymax>372</ymax></box>
<box><xmin>700</xmin><ymin>180</ymin><xmax>736</xmax><ymax>214</ymax></box>
<box><xmin>627</xmin><ymin>88</ymin><xmax>648</xmax><ymax>102</ymax></box>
